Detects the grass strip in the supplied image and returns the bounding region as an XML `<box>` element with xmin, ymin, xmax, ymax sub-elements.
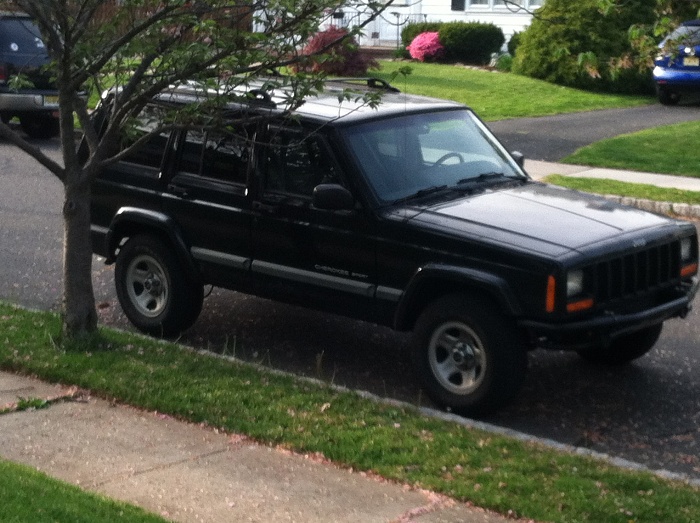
<box><xmin>375</xmin><ymin>61</ymin><xmax>652</xmax><ymax>121</ymax></box>
<box><xmin>562</xmin><ymin>120</ymin><xmax>700</xmax><ymax>178</ymax></box>
<box><xmin>543</xmin><ymin>175</ymin><xmax>700</xmax><ymax>206</ymax></box>
<box><xmin>0</xmin><ymin>459</ymin><xmax>167</xmax><ymax>523</ymax></box>
<box><xmin>1</xmin><ymin>303</ymin><xmax>698</xmax><ymax>523</ymax></box>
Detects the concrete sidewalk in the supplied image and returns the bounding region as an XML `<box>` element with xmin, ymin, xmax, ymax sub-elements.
<box><xmin>525</xmin><ymin>160</ymin><xmax>700</xmax><ymax>219</ymax></box>
<box><xmin>0</xmin><ymin>371</ymin><xmax>520</xmax><ymax>523</ymax></box>
<box><xmin>526</xmin><ymin>160</ymin><xmax>700</xmax><ymax>190</ymax></box>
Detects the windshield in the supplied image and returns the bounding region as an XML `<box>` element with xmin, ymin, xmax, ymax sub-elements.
<box><xmin>340</xmin><ymin>109</ymin><xmax>526</xmax><ymax>204</ymax></box>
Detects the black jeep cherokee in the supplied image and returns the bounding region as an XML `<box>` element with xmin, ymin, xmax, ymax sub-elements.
<box><xmin>89</xmin><ymin>81</ymin><xmax>699</xmax><ymax>415</ymax></box>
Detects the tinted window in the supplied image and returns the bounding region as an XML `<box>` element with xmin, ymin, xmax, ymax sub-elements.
<box><xmin>119</xmin><ymin>105</ymin><xmax>170</xmax><ymax>170</ymax></box>
<box><xmin>342</xmin><ymin>109</ymin><xmax>525</xmax><ymax>203</ymax></box>
<box><xmin>263</xmin><ymin>130</ymin><xmax>341</xmax><ymax>197</ymax></box>
<box><xmin>0</xmin><ymin>17</ymin><xmax>46</xmax><ymax>54</ymax></box>
<box><xmin>178</xmin><ymin>129</ymin><xmax>250</xmax><ymax>185</ymax></box>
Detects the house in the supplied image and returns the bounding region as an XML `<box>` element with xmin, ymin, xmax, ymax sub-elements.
<box><xmin>333</xmin><ymin>0</ymin><xmax>543</xmax><ymax>50</ymax></box>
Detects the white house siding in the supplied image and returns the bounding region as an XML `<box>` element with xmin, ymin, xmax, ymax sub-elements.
<box><xmin>350</xmin><ymin>0</ymin><xmax>542</xmax><ymax>48</ymax></box>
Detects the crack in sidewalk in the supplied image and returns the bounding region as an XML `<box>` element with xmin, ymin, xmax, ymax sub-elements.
<box><xmin>91</xmin><ymin>448</ymin><xmax>231</xmax><ymax>488</ymax></box>
<box><xmin>0</xmin><ymin>386</ymin><xmax>88</xmax><ymax>415</ymax></box>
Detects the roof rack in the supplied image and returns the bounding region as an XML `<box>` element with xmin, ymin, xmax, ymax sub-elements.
<box><xmin>325</xmin><ymin>77</ymin><xmax>400</xmax><ymax>93</ymax></box>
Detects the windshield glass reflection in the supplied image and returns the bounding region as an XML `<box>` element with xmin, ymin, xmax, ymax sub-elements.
<box><xmin>341</xmin><ymin>109</ymin><xmax>526</xmax><ymax>204</ymax></box>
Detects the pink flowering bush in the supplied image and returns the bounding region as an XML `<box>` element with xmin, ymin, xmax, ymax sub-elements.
<box><xmin>295</xmin><ymin>27</ymin><xmax>379</xmax><ymax>76</ymax></box>
<box><xmin>407</xmin><ymin>32</ymin><xmax>444</xmax><ymax>62</ymax></box>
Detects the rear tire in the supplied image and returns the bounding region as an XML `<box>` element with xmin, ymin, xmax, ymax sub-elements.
<box><xmin>20</xmin><ymin>114</ymin><xmax>60</xmax><ymax>139</ymax></box>
<box><xmin>577</xmin><ymin>323</ymin><xmax>663</xmax><ymax>365</ymax></box>
<box><xmin>657</xmin><ymin>87</ymin><xmax>680</xmax><ymax>106</ymax></box>
<box><xmin>115</xmin><ymin>235</ymin><xmax>203</xmax><ymax>337</ymax></box>
<box><xmin>411</xmin><ymin>294</ymin><xmax>527</xmax><ymax>417</ymax></box>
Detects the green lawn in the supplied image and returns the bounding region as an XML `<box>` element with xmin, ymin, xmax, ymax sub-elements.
<box><xmin>0</xmin><ymin>460</ymin><xmax>167</xmax><ymax>523</ymax></box>
<box><xmin>543</xmin><ymin>175</ymin><xmax>700</xmax><ymax>205</ymax></box>
<box><xmin>562</xmin><ymin>120</ymin><xmax>700</xmax><ymax>178</ymax></box>
<box><xmin>1</xmin><ymin>303</ymin><xmax>698</xmax><ymax>523</ymax></box>
<box><xmin>375</xmin><ymin>61</ymin><xmax>653</xmax><ymax>121</ymax></box>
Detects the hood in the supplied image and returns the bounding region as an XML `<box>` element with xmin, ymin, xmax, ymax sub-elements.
<box><xmin>390</xmin><ymin>182</ymin><xmax>674</xmax><ymax>258</ymax></box>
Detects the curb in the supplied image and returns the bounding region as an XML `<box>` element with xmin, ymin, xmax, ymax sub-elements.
<box><xmin>602</xmin><ymin>195</ymin><xmax>700</xmax><ymax>220</ymax></box>
<box><xmin>200</xmin><ymin>348</ymin><xmax>700</xmax><ymax>489</ymax></box>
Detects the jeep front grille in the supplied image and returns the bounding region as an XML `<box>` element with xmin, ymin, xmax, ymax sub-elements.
<box><xmin>594</xmin><ymin>241</ymin><xmax>681</xmax><ymax>303</ymax></box>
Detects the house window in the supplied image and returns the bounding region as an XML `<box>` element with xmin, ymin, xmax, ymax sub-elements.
<box><xmin>495</xmin><ymin>0</ymin><xmax>523</xmax><ymax>6</ymax></box>
<box><xmin>468</xmin><ymin>0</ymin><xmax>488</xmax><ymax>5</ymax></box>
<box><xmin>451</xmin><ymin>0</ymin><xmax>466</xmax><ymax>10</ymax></box>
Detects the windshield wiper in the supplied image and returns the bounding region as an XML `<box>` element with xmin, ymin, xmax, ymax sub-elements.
<box><xmin>457</xmin><ymin>172</ymin><xmax>506</xmax><ymax>185</ymax></box>
<box><xmin>392</xmin><ymin>185</ymin><xmax>449</xmax><ymax>204</ymax></box>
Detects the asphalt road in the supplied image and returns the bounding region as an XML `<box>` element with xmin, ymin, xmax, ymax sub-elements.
<box><xmin>489</xmin><ymin>97</ymin><xmax>700</xmax><ymax>161</ymax></box>
<box><xmin>1</xmin><ymin>108</ymin><xmax>699</xmax><ymax>481</ymax></box>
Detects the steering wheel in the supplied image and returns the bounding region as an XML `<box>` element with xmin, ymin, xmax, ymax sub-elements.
<box><xmin>433</xmin><ymin>152</ymin><xmax>464</xmax><ymax>167</ymax></box>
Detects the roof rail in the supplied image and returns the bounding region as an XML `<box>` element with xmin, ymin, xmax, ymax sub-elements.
<box><xmin>162</xmin><ymin>82</ymin><xmax>277</xmax><ymax>109</ymax></box>
<box><xmin>325</xmin><ymin>77</ymin><xmax>400</xmax><ymax>93</ymax></box>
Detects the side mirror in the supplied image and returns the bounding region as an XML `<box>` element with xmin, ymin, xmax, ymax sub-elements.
<box><xmin>313</xmin><ymin>184</ymin><xmax>354</xmax><ymax>211</ymax></box>
<box><xmin>510</xmin><ymin>151</ymin><xmax>525</xmax><ymax>169</ymax></box>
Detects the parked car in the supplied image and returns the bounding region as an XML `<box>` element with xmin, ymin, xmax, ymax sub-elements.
<box><xmin>0</xmin><ymin>12</ymin><xmax>59</xmax><ymax>138</ymax></box>
<box><xmin>87</xmin><ymin>79</ymin><xmax>699</xmax><ymax>416</ymax></box>
<box><xmin>653</xmin><ymin>19</ymin><xmax>700</xmax><ymax>105</ymax></box>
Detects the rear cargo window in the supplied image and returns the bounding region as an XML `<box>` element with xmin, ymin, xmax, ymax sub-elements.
<box><xmin>0</xmin><ymin>18</ymin><xmax>46</xmax><ymax>53</ymax></box>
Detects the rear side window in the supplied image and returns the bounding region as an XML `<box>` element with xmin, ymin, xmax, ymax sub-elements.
<box><xmin>177</xmin><ymin>128</ymin><xmax>251</xmax><ymax>185</ymax></box>
<box><xmin>118</xmin><ymin>105</ymin><xmax>170</xmax><ymax>170</ymax></box>
<box><xmin>121</xmin><ymin>132</ymin><xmax>170</xmax><ymax>169</ymax></box>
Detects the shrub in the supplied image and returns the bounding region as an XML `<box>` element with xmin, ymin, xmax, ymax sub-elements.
<box><xmin>507</xmin><ymin>32</ymin><xmax>521</xmax><ymax>57</ymax></box>
<box><xmin>407</xmin><ymin>32</ymin><xmax>445</xmax><ymax>62</ymax></box>
<box><xmin>296</xmin><ymin>27</ymin><xmax>379</xmax><ymax>76</ymax></box>
<box><xmin>495</xmin><ymin>53</ymin><xmax>513</xmax><ymax>72</ymax></box>
<box><xmin>438</xmin><ymin>22</ymin><xmax>505</xmax><ymax>65</ymax></box>
<box><xmin>401</xmin><ymin>22</ymin><xmax>444</xmax><ymax>49</ymax></box>
<box><xmin>512</xmin><ymin>0</ymin><xmax>656</xmax><ymax>94</ymax></box>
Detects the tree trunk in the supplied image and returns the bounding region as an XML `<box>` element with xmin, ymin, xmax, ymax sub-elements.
<box><xmin>61</xmin><ymin>175</ymin><xmax>98</xmax><ymax>338</ymax></box>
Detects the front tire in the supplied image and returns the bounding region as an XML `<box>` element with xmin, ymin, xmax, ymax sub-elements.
<box><xmin>577</xmin><ymin>323</ymin><xmax>663</xmax><ymax>365</ymax></box>
<box><xmin>411</xmin><ymin>294</ymin><xmax>527</xmax><ymax>417</ymax></box>
<box><xmin>115</xmin><ymin>235</ymin><xmax>203</xmax><ymax>337</ymax></box>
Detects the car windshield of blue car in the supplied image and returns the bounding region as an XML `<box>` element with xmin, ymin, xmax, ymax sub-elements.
<box><xmin>341</xmin><ymin>109</ymin><xmax>526</xmax><ymax>204</ymax></box>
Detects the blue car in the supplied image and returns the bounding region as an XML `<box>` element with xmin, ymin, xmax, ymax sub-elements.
<box><xmin>653</xmin><ymin>19</ymin><xmax>700</xmax><ymax>105</ymax></box>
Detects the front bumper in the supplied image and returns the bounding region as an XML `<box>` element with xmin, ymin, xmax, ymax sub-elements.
<box><xmin>519</xmin><ymin>278</ymin><xmax>698</xmax><ymax>350</ymax></box>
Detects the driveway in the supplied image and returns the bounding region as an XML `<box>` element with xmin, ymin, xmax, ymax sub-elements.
<box><xmin>489</xmin><ymin>101</ymin><xmax>700</xmax><ymax>161</ymax></box>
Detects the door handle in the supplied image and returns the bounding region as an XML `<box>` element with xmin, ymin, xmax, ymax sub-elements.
<box><xmin>168</xmin><ymin>184</ymin><xmax>191</xmax><ymax>199</ymax></box>
<box><xmin>253</xmin><ymin>201</ymin><xmax>277</xmax><ymax>212</ymax></box>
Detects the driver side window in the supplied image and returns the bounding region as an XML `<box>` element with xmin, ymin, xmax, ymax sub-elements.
<box><xmin>263</xmin><ymin>129</ymin><xmax>341</xmax><ymax>197</ymax></box>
